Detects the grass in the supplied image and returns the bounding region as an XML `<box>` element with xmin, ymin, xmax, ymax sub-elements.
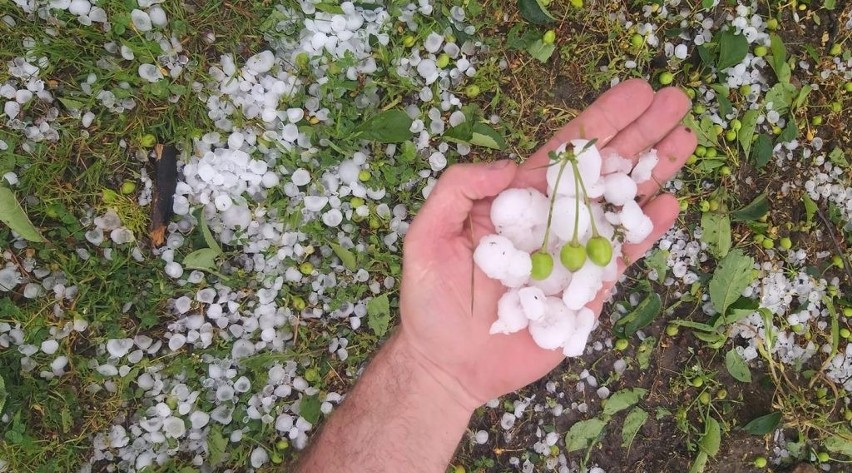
<box><xmin>1</xmin><ymin>0</ymin><xmax>851</xmax><ymax>472</ymax></box>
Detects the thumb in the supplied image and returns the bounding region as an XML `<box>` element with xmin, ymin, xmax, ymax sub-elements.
<box><xmin>410</xmin><ymin>160</ymin><xmax>517</xmax><ymax>239</ymax></box>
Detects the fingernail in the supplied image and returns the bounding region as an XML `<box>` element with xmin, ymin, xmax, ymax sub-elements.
<box><xmin>488</xmin><ymin>159</ymin><xmax>512</xmax><ymax>170</ymax></box>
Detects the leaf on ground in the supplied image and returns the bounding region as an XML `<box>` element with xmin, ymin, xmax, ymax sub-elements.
<box><xmin>778</xmin><ymin>115</ymin><xmax>797</xmax><ymax>143</ymax></box>
<box><xmin>517</xmin><ymin>0</ymin><xmax>556</xmax><ymax>24</ymax></box>
<box><xmin>823</xmin><ymin>430</ymin><xmax>852</xmax><ymax>456</ymax></box>
<box><xmin>207</xmin><ymin>426</ymin><xmax>228</xmax><ymax>465</ymax></box>
<box><xmin>197</xmin><ymin>210</ymin><xmax>222</xmax><ymax>254</ymax></box>
<box><xmin>725</xmin><ymin>349</ymin><xmax>752</xmax><ymax>382</ymax></box>
<box><xmin>700</xmin><ymin>212</ymin><xmax>731</xmax><ymax>258</ymax></box>
<box><xmin>565</xmin><ymin>417</ymin><xmax>607</xmax><ymax>452</ymax></box>
<box><xmin>764</xmin><ymin>82</ymin><xmax>797</xmax><ymax>115</ymax></box>
<box><xmin>299</xmin><ymin>394</ymin><xmax>322</xmax><ymax>424</ymax></box>
<box><xmin>737</xmin><ymin>109</ymin><xmax>759</xmax><ymax>157</ymax></box>
<box><xmin>688</xmin><ymin>451</ymin><xmax>709</xmax><ymax>473</ymax></box>
<box><xmin>742</xmin><ymin>411</ymin><xmax>781</xmax><ymax>435</ymax></box>
<box><xmin>698</xmin><ymin>415</ymin><xmax>721</xmax><ymax>457</ymax></box>
<box><xmin>0</xmin><ymin>374</ymin><xmax>6</xmax><ymax>414</ymax></box>
<box><xmin>722</xmin><ymin>296</ymin><xmax>759</xmax><ymax>325</ymax></box>
<box><xmin>621</xmin><ymin>407</ymin><xmax>648</xmax><ymax>450</ymax></box>
<box><xmin>716</xmin><ymin>30</ymin><xmax>748</xmax><ymax>70</ymax></box>
<box><xmin>644</xmin><ymin>249</ymin><xmax>669</xmax><ymax>280</ymax></box>
<box><xmin>527</xmin><ymin>39</ymin><xmax>556</xmax><ymax>63</ymax></box>
<box><xmin>183</xmin><ymin>248</ymin><xmax>220</xmax><ymax>272</ymax></box>
<box><xmin>367</xmin><ymin>294</ymin><xmax>391</xmax><ymax>337</ymax></box>
<box><xmin>731</xmin><ymin>193</ymin><xmax>769</xmax><ymax>221</ymax></box>
<box><xmin>802</xmin><ymin>193</ymin><xmax>817</xmax><ymax>224</ymax></box>
<box><xmin>603</xmin><ymin>388</ymin><xmax>647</xmax><ymax>417</ymax></box>
<box><xmin>330</xmin><ymin>242</ymin><xmax>358</xmax><ymax>271</ymax></box>
<box><xmin>709</xmin><ymin>249</ymin><xmax>755</xmax><ymax>316</ymax></box>
<box><xmin>752</xmin><ymin>134</ymin><xmax>773</xmax><ymax>169</ymax></box>
<box><xmin>613</xmin><ymin>292</ymin><xmax>661</xmax><ymax>338</ymax></box>
<box><xmin>0</xmin><ymin>186</ymin><xmax>45</xmax><ymax>242</ymax></box>
<box><xmin>470</xmin><ymin>123</ymin><xmax>507</xmax><ymax>150</ymax></box>
<box><xmin>769</xmin><ymin>34</ymin><xmax>789</xmax><ymax>83</ymax></box>
<box><xmin>828</xmin><ymin>147</ymin><xmax>848</xmax><ymax>167</ymax></box>
<box><xmin>354</xmin><ymin>110</ymin><xmax>413</xmax><ymax>143</ymax></box>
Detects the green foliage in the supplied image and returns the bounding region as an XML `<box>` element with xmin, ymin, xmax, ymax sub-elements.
<box><xmin>724</xmin><ymin>349</ymin><xmax>752</xmax><ymax>383</ymax></box>
<box><xmin>353</xmin><ymin>110</ymin><xmax>414</xmax><ymax>143</ymax></box>
<box><xmin>731</xmin><ymin>193</ymin><xmax>768</xmax><ymax>222</ymax></box>
<box><xmin>709</xmin><ymin>250</ymin><xmax>755</xmax><ymax>317</ymax></box>
<box><xmin>367</xmin><ymin>294</ymin><xmax>391</xmax><ymax>337</ymax></box>
<box><xmin>0</xmin><ymin>187</ymin><xmax>45</xmax><ymax>242</ymax></box>
<box><xmin>517</xmin><ymin>0</ymin><xmax>556</xmax><ymax>24</ymax></box>
<box><xmin>621</xmin><ymin>407</ymin><xmax>648</xmax><ymax>450</ymax></box>
<box><xmin>700</xmin><ymin>212</ymin><xmax>731</xmax><ymax>258</ymax></box>
<box><xmin>613</xmin><ymin>290</ymin><xmax>661</xmax><ymax>338</ymax></box>
<box><xmin>742</xmin><ymin>412</ymin><xmax>782</xmax><ymax>435</ymax></box>
<box><xmin>565</xmin><ymin>418</ymin><xmax>607</xmax><ymax>452</ymax></box>
<box><xmin>603</xmin><ymin>388</ymin><xmax>647</xmax><ymax>417</ymax></box>
<box><xmin>716</xmin><ymin>30</ymin><xmax>748</xmax><ymax>71</ymax></box>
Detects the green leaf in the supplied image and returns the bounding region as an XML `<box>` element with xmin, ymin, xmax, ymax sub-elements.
<box><xmin>367</xmin><ymin>294</ymin><xmax>391</xmax><ymax>337</ymax></box>
<box><xmin>613</xmin><ymin>292</ymin><xmax>661</xmax><ymax>338</ymax></box>
<box><xmin>683</xmin><ymin>114</ymin><xmax>719</xmax><ymax>148</ymax></box>
<box><xmin>58</xmin><ymin>96</ymin><xmax>86</xmax><ymax>110</ymax></box>
<box><xmin>824</xmin><ymin>430</ymin><xmax>852</xmax><ymax>456</ymax></box>
<box><xmin>794</xmin><ymin>83</ymin><xmax>812</xmax><ymax>110</ymax></box>
<box><xmin>742</xmin><ymin>411</ymin><xmax>781</xmax><ymax>435</ymax></box>
<box><xmin>802</xmin><ymin>194</ymin><xmax>817</xmax><ymax>224</ymax></box>
<box><xmin>565</xmin><ymin>417</ymin><xmax>607</xmax><ymax>452</ymax></box>
<box><xmin>688</xmin><ymin>452</ymin><xmax>709</xmax><ymax>473</ymax></box>
<box><xmin>330</xmin><ymin>242</ymin><xmax>357</xmax><ymax>271</ymax></box>
<box><xmin>825</xmin><ymin>0</ymin><xmax>837</xmax><ymax>9</ymax></box>
<box><xmin>737</xmin><ymin>109</ymin><xmax>759</xmax><ymax>157</ymax></box>
<box><xmin>725</xmin><ymin>349</ymin><xmax>752</xmax><ymax>382</ymax></box>
<box><xmin>644</xmin><ymin>249</ymin><xmax>669</xmax><ymax>280</ymax></box>
<box><xmin>300</xmin><ymin>394</ymin><xmax>322</xmax><ymax>424</ymax></box>
<box><xmin>709</xmin><ymin>249</ymin><xmax>755</xmax><ymax>316</ymax></box>
<box><xmin>765</xmin><ymin>82</ymin><xmax>797</xmax><ymax>115</ymax></box>
<box><xmin>469</xmin><ymin>123</ymin><xmax>507</xmax><ymax>150</ymax></box>
<box><xmin>517</xmin><ymin>0</ymin><xmax>556</xmax><ymax>25</ymax></box>
<box><xmin>731</xmin><ymin>193</ymin><xmax>769</xmax><ymax>221</ymax></box>
<box><xmin>778</xmin><ymin>116</ymin><xmax>797</xmax><ymax>143</ymax></box>
<box><xmin>700</xmin><ymin>212</ymin><xmax>731</xmax><ymax>258</ymax></box>
<box><xmin>722</xmin><ymin>297</ymin><xmax>759</xmax><ymax>324</ymax></box>
<box><xmin>698</xmin><ymin>415</ymin><xmax>721</xmax><ymax>457</ymax></box>
<box><xmin>0</xmin><ymin>187</ymin><xmax>45</xmax><ymax>242</ymax></box>
<box><xmin>701</xmin><ymin>0</ymin><xmax>714</xmax><ymax>7</ymax></box>
<box><xmin>354</xmin><ymin>110</ymin><xmax>413</xmax><ymax>143</ymax></box>
<box><xmin>207</xmin><ymin>426</ymin><xmax>228</xmax><ymax>465</ymax></box>
<box><xmin>769</xmin><ymin>34</ymin><xmax>789</xmax><ymax>83</ymax></box>
<box><xmin>526</xmin><ymin>39</ymin><xmax>556</xmax><ymax>63</ymax></box>
<box><xmin>621</xmin><ymin>407</ymin><xmax>648</xmax><ymax>450</ymax></box>
<box><xmin>197</xmin><ymin>210</ymin><xmax>222</xmax><ymax>254</ymax></box>
<box><xmin>0</xmin><ymin>375</ymin><xmax>6</xmax><ymax>415</ymax></box>
<box><xmin>603</xmin><ymin>388</ymin><xmax>647</xmax><ymax>417</ymax></box>
<box><xmin>828</xmin><ymin>147</ymin><xmax>848</xmax><ymax>167</ymax></box>
<box><xmin>752</xmin><ymin>134</ymin><xmax>773</xmax><ymax>169</ymax></box>
<box><xmin>183</xmin><ymin>248</ymin><xmax>220</xmax><ymax>272</ymax></box>
<box><xmin>716</xmin><ymin>30</ymin><xmax>748</xmax><ymax>71</ymax></box>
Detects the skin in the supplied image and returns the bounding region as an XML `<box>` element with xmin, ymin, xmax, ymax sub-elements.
<box><xmin>295</xmin><ymin>79</ymin><xmax>696</xmax><ymax>472</ymax></box>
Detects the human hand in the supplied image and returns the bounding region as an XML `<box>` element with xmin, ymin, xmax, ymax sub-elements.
<box><xmin>397</xmin><ymin>79</ymin><xmax>696</xmax><ymax>410</ymax></box>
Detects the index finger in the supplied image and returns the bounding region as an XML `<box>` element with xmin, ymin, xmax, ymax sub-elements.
<box><xmin>512</xmin><ymin>79</ymin><xmax>655</xmax><ymax>190</ymax></box>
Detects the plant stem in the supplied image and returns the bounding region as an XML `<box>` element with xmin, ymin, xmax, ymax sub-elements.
<box><xmin>571</xmin><ymin>161</ymin><xmax>581</xmax><ymax>245</ymax></box>
<box><xmin>571</xmin><ymin>160</ymin><xmax>599</xmax><ymax>237</ymax></box>
<box><xmin>541</xmin><ymin>151</ymin><xmax>573</xmax><ymax>250</ymax></box>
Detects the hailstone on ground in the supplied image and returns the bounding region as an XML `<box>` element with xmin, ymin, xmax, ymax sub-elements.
<box><xmin>474</xmin><ymin>139</ymin><xmax>661</xmax><ymax>357</ymax></box>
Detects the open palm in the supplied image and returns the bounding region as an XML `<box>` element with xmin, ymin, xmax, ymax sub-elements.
<box><xmin>399</xmin><ymin>79</ymin><xmax>697</xmax><ymax>408</ymax></box>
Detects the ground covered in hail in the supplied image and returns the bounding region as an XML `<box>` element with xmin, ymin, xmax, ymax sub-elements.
<box><xmin>0</xmin><ymin>0</ymin><xmax>851</xmax><ymax>472</ymax></box>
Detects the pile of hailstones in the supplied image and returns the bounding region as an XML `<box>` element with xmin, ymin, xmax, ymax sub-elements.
<box><xmin>474</xmin><ymin>139</ymin><xmax>658</xmax><ymax>356</ymax></box>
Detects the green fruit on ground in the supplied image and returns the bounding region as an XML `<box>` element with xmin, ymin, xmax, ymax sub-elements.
<box><xmin>666</xmin><ymin>324</ymin><xmax>679</xmax><ymax>337</ymax></box>
<box><xmin>830</xmin><ymin>43</ymin><xmax>842</xmax><ymax>56</ymax></box>
<box><xmin>762</xmin><ymin>238</ymin><xmax>775</xmax><ymax>249</ymax></box>
<box><xmin>780</xmin><ymin>237</ymin><xmax>792</xmax><ymax>250</ymax></box>
<box><xmin>530</xmin><ymin>250</ymin><xmax>554</xmax><ymax>280</ymax></box>
<box><xmin>658</xmin><ymin>71</ymin><xmax>674</xmax><ymax>85</ymax></box>
<box><xmin>731</xmin><ymin>118</ymin><xmax>742</xmax><ymax>131</ymax></box>
<box><xmin>845</xmin><ymin>82</ymin><xmax>852</xmax><ymax>92</ymax></box>
<box><xmin>569</xmin><ymin>0</ymin><xmax>582</xmax><ymax>7</ymax></box>
<box><xmin>839</xmin><ymin>327</ymin><xmax>851</xmax><ymax>339</ymax></box>
<box><xmin>767</xmin><ymin>18</ymin><xmax>779</xmax><ymax>30</ymax></box>
<box><xmin>754</xmin><ymin>456</ymin><xmax>767</xmax><ymax>468</ymax></box>
<box><xmin>120</xmin><ymin>181</ymin><xmax>137</xmax><ymax>195</ymax></box>
<box><xmin>715</xmin><ymin>389</ymin><xmax>727</xmax><ymax>400</ymax></box>
<box><xmin>614</xmin><ymin>339</ymin><xmax>629</xmax><ymax>350</ymax></box>
<box><xmin>295</xmin><ymin>52</ymin><xmax>310</xmax><ymax>68</ymax></box>
<box><xmin>754</xmin><ymin>45</ymin><xmax>768</xmax><ymax>57</ymax></box>
<box><xmin>699</xmin><ymin>392</ymin><xmax>711</xmax><ymax>404</ymax></box>
<box><xmin>358</xmin><ymin>170</ymin><xmax>371</xmax><ymax>182</ymax></box>
<box><xmin>691</xmin><ymin>377</ymin><xmax>704</xmax><ymax>388</ymax></box>
<box><xmin>276</xmin><ymin>439</ymin><xmax>290</xmax><ymax>450</ymax></box>
<box><xmin>299</xmin><ymin>261</ymin><xmax>314</xmax><ymax>274</ymax></box>
<box><xmin>725</xmin><ymin>129</ymin><xmax>737</xmax><ymax>142</ymax></box>
<box><xmin>436</xmin><ymin>53</ymin><xmax>450</xmax><ymax>68</ymax></box>
<box><xmin>465</xmin><ymin>84</ymin><xmax>481</xmax><ymax>98</ymax></box>
<box><xmin>560</xmin><ymin>242</ymin><xmax>586</xmax><ymax>271</ymax></box>
<box><xmin>630</xmin><ymin>33</ymin><xmax>644</xmax><ymax>48</ymax></box>
<box><xmin>817</xmin><ymin>452</ymin><xmax>830</xmax><ymax>462</ymax></box>
<box><xmin>586</xmin><ymin>236</ymin><xmax>613</xmax><ymax>266</ymax></box>
<box><xmin>403</xmin><ymin>35</ymin><xmax>416</xmax><ymax>47</ymax></box>
<box><xmin>543</xmin><ymin>30</ymin><xmax>556</xmax><ymax>45</ymax></box>
<box><xmin>139</xmin><ymin>133</ymin><xmax>156</xmax><ymax>148</ymax></box>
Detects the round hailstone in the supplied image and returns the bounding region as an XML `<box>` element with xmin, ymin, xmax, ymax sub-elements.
<box><xmin>491</xmin><ymin>187</ymin><xmax>549</xmax><ymax>233</ymax></box>
<box><xmin>106</xmin><ymin>338</ymin><xmax>134</xmax><ymax>358</ymax></box>
<box><xmin>222</xmin><ymin>204</ymin><xmax>251</xmax><ymax>229</ymax></box>
<box><xmin>68</xmin><ymin>0</ymin><xmax>90</xmax><ymax>15</ymax></box>
<box><xmin>147</xmin><ymin>6</ymin><xmax>167</xmax><ymax>27</ymax></box>
<box><xmin>245</xmin><ymin>51</ymin><xmax>275</xmax><ymax>74</ymax></box>
<box><xmin>214</xmin><ymin>194</ymin><xmax>233</xmax><ymax>211</ymax></box>
<box><xmin>189</xmin><ymin>411</ymin><xmax>209</xmax><ymax>429</ymax></box>
<box><xmin>276</xmin><ymin>414</ymin><xmax>294</xmax><ymax>432</ymax></box>
<box><xmin>250</xmin><ymin>448</ymin><xmax>269</xmax><ymax>468</ymax></box>
<box><xmin>416</xmin><ymin>58</ymin><xmax>439</xmax><ymax>84</ymax></box>
<box><xmin>303</xmin><ymin>196</ymin><xmax>328</xmax><ymax>212</ymax></box>
<box><xmin>473</xmin><ymin>234</ymin><xmax>531</xmax><ymax>288</ymax></box>
<box><xmin>51</xmin><ymin>356</ymin><xmax>68</xmax><ymax>373</ymax></box>
<box><xmin>338</xmin><ymin>160</ymin><xmax>360</xmax><ymax>184</ymax></box>
<box><xmin>674</xmin><ymin>44</ymin><xmax>688</xmax><ymax>60</ymax></box>
<box><xmin>528</xmin><ymin>298</ymin><xmax>576</xmax><ymax>350</ymax></box>
<box><xmin>631</xmin><ymin>150</ymin><xmax>658</xmax><ymax>184</ymax></box>
<box><xmin>4</xmin><ymin>101</ymin><xmax>20</xmax><ymax>119</ymax></box>
<box><xmin>620</xmin><ymin>200</ymin><xmax>654</xmax><ymax>244</ymax></box>
<box><xmin>138</xmin><ymin>63</ymin><xmax>163</xmax><ymax>83</ymax></box>
<box><xmin>602</xmin><ymin>172</ymin><xmax>638</xmax><ymax>206</ymax></box>
<box><xmin>163</xmin><ymin>417</ymin><xmax>186</xmax><ymax>439</ymax></box>
<box><xmin>518</xmin><ymin>286</ymin><xmax>547</xmax><ymax>321</ymax></box>
<box><xmin>474</xmin><ymin>430</ymin><xmax>489</xmax><ymax>444</ymax></box>
<box><xmin>130</xmin><ymin>9</ymin><xmax>152</xmax><ymax>31</ymax></box>
<box><xmin>562</xmin><ymin>260</ymin><xmax>604</xmax><ymax>311</ymax></box>
<box><xmin>424</xmin><ymin>32</ymin><xmax>444</xmax><ymax>53</ymax></box>
<box><xmin>0</xmin><ymin>267</ymin><xmax>21</xmax><ymax>291</ymax></box>
<box><xmin>164</xmin><ymin>261</ymin><xmax>183</xmax><ymax>279</ymax></box>
<box><xmin>168</xmin><ymin>334</ymin><xmax>186</xmax><ymax>351</ymax></box>
<box><xmin>97</xmin><ymin>364</ymin><xmax>118</xmax><ymax>376</ymax></box>
<box><xmin>41</xmin><ymin>339</ymin><xmax>59</xmax><ymax>355</ymax></box>
<box><xmin>109</xmin><ymin>425</ymin><xmax>129</xmax><ymax>448</ymax></box>
<box><xmin>50</xmin><ymin>0</ymin><xmax>71</xmax><ymax>9</ymax></box>
<box><xmin>563</xmin><ymin>307</ymin><xmax>596</xmax><ymax>357</ymax></box>
<box><xmin>601</xmin><ymin>153</ymin><xmax>634</xmax><ymax>175</ymax></box>
<box><xmin>490</xmin><ymin>289</ymin><xmax>528</xmax><ymax>335</ymax></box>
<box><xmin>550</xmin><ymin>197</ymin><xmax>592</xmax><ymax>242</ymax></box>
<box><xmin>291</xmin><ymin>168</ymin><xmax>311</xmax><ymax>186</ymax></box>
<box><xmin>322</xmin><ymin>209</ymin><xmax>343</xmax><ymax>227</ymax></box>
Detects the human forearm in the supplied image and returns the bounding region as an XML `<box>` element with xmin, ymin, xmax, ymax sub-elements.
<box><xmin>295</xmin><ymin>331</ymin><xmax>474</xmax><ymax>473</ymax></box>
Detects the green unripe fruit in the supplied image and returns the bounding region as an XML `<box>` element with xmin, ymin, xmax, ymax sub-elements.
<box><xmin>845</xmin><ymin>82</ymin><xmax>852</xmax><ymax>93</ymax></box>
<box><xmin>699</xmin><ymin>392</ymin><xmax>711</xmax><ymax>404</ymax></box>
<box><xmin>292</xmin><ymin>296</ymin><xmax>306</xmax><ymax>311</ymax></box>
<box><xmin>715</xmin><ymin>388</ymin><xmax>727</xmax><ymax>400</ymax></box>
<box><xmin>839</xmin><ymin>327</ymin><xmax>851</xmax><ymax>339</ymax></box>
<box><xmin>586</xmin><ymin>237</ymin><xmax>613</xmax><ymax>266</ymax></box>
<box><xmin>299</xmin><ymin>261</ymin><xmax>314</xmax><ymax>275</ymax></box>
<box><xmin>713</xmin><ymin>124</ymin><xmax>724</xmax><ymax>136</ymax></box>
<box><xmin>843</xmin><ymin>307</ymin><xmax>852</xmax><ymax>317</ymax></box>
<box><xmin>767</xmin><ymin>18</ymin><xmax>778</xmax><ymax>30</ymax></box>
<box><xmin>685</xmin><ymin>87</ymin><xmax>696</xmax><ymax>99</ymax></box>
<box><xmin>691</xmin><ymin>377</ymin><xmax>704</xmax><ymax>388</ymax></box>
<box><xmin>753</xmin><ymin>456</ymin><xmax>767</xmax><ymax>468</ymax></box>
<box><xmin>679</xmin><ymin>200</ymin><xmax>689</xmax><ymax>211</ymax></box>
<box><xmin>780</xmin><ymin>237</ymin><xmax>792</xmax><ymax>250</ymax></box>
<box><xmin>720</xmin><ymin>166</ymin><xmax>731</xmax><ymax>176</ymax></box>
<box><xmin>709</xmin><ymin>200</ymin><xmax>719</xmax><ymax>212</ymax></box>
<box><xmin>560</xmin><ymin>242</ymin><xmax>586</xmax><ymax>271</ymax></box>
<box><xmin>276</xmin><ymin>439</ymin><xmax>290</xmax><ymax>450</ymax></box>
<box><xmin>436</xmin><ymin>53</ymin><xmax>450</xmax><ymax>69</ymax></box>
<box><xmin>358</xmin><ymin>170</ymin><xmax>371</xmax><ymax>182</ymax></box>
<box><xmin>695</xmin><ymin>145</ymin><xmax>707</xmax><ymax>157</ymax></box>
<box><xmin>700</xmin><ymin>200</ymin><xmax>710</xmax><ymax>212</ymax></box>
<box><xmin>811</xmin><ymin>115</ymin><xmax>824</xmax><ymax>126</ymax></box>
<box><xmin>666</xmin><ymin>324</ymin><xmax>679</xmax><ymax>337</ymax></box>
<box><xmin>305</xmin><ymin>367</ymin><xmax>320</xmax><ymax>382</ymax></box>
<box><xmin>693</xmin><ymin>104</ymin><xmax>706</xmax><ymax>115</ymax></box>
<box><xmin>725</xmin><ymin>129</ymin><xmax>737</xmax><ymax>142</ymax></box>
<box><xmin>139</xmin><ymin>133</ymin><xmax>157</xmax><ymax>148</ymax></box>
<box><xmin>739</xmin><ymin>84</ymin><xmax>752</xmax><ymax>96</ymax></box>
<box><xmin>659</xmin><ymin>72</ymin><xmax>674</xmax><ymax>85</ymax></box>
<box><xmin>530</xmin><ymin>250</ymin><xmax>554</xmax><ymax>280</ymax></box>
<box><xmin>614</xmin><ymin>338</ymin><xmax>629</xmax><ymax>350</ymax></box>
<box><xmin>295</xmin><ymin>52</ymin><xmax>310</xmax><ymax>68</ymax></box>
<box><xmin>120</xmin><ymin>181</ymin><xmax>137</xmax><ymax>195</ymax></box>
<box><xmin>762</xmin><ymin>238</ymin><xmax>775</xmax><ymax>249</ymax></box>
<box><xmin>453</xmin><ymin>466</ymin><xmax>466</xmax><ymax>473</ymax></box>
<box><xmin>832</xmin><ymin>255</ymin><xmax>844</xmax><ymax>267</ymax></box>
<box><xmin>630</xmin><ymin>33</ymin><xmax>644</xmax><ymax>48</ymax></box>
<box><xmin>465</xmin><ymin>84</ymin><xmax>481</xmax><ymax>98</ymax></box>
<box><xmin>403</xmin><ymin>35</ymin><xmax>416</xmax><ymax>47</ymax></box>
<box><xmin>731</xmin><ymin>119</ymin><xmax>742</xmax><ymax>131</ymax></box>
<box><xmin>543</xmin><ymin>30</ymin><xmax>556</xmax><ymax>45</ymax></box>
<box><xmin>569</xmin><ymin>0</ymin><xmax>582</xmax><ymax>7</ymax></box>
<box><xmin>830</xmin><ymin>43</ymin><xmax>842</xmax><ymax>56</ymax></box>
<box><xmin>831</xmin><ymin>101</ymin><xmax>842</xmax><ymax>112</ymax></box>
<box><xmin>754</xmin><ymin>45</ymin><xmax>768</xmax><ymax>57</ymax></box>
<box><xmin>369</xmin><ymin>216</ymin><xmax>381</xmax><ymax>230</ymax></box>
<box><xmin>704</xmin><ymin>147</ymin><xmax>717</xmax><ymax>158</ymax></box>
<box><xmin>271</xmin><ymin>453</ymin><xmax>283</xmax><ymax>464</ymax></box>
<box><xmin>817</xmin><ymin>451</ymin><xmax>830</xmax><ymax>462</ymax></box>
<box><xmin>350</xmin><ymin>197</ymin><xmax>365</xmax><ymax>208</ymax></box>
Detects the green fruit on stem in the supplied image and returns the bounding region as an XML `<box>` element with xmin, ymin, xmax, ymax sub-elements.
<box><xmin>586</xmin><ymin>236</ymin><xmax>613</xmax><ymax>266</ymax></box>
<box><xmin>530</xmin><ymin>250</ymin><xmax>554</xmax><ymax>280</ymax></box>
<box><xmin>560</xmin><ymin>242</ymin><xmax>586</xmax><ymax>272</ymax></box>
